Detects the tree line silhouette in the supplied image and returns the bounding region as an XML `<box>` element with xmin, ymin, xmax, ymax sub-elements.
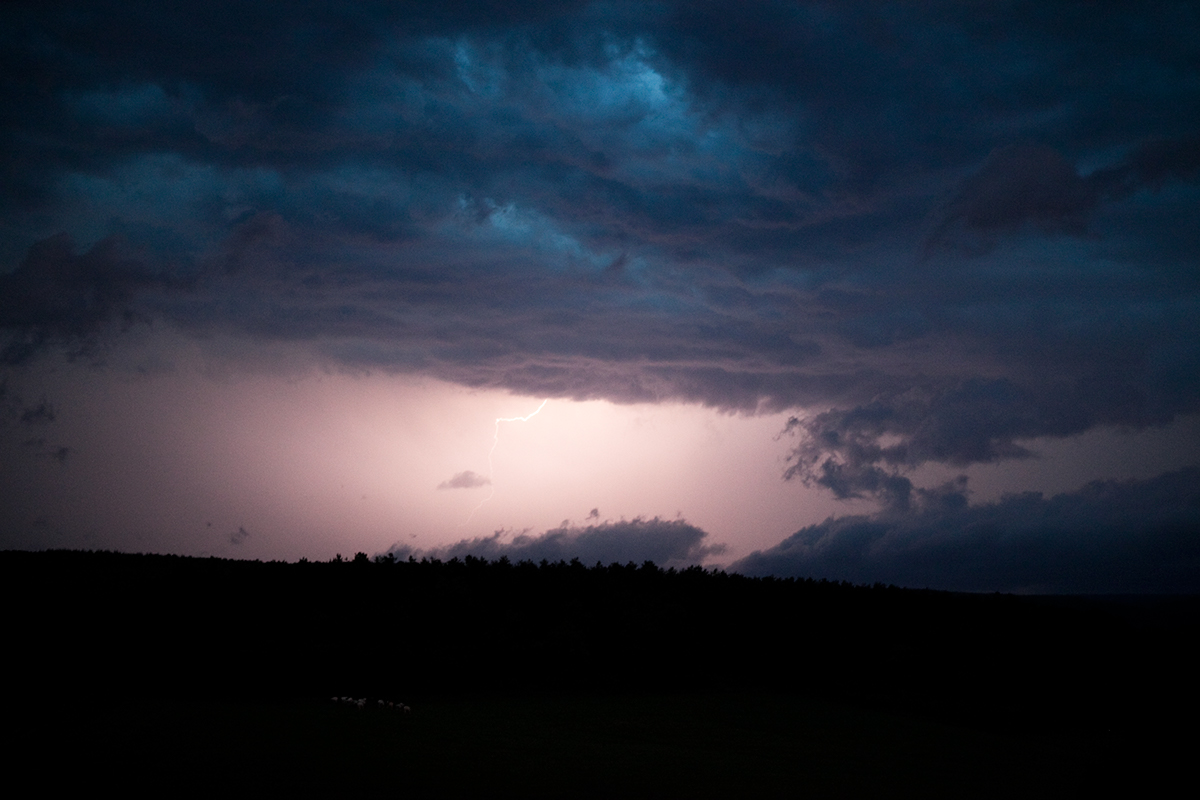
<box><xmin>4</xmin><ymin>548</ymin><xmax>1197</xmax><ymax>739</ymax></box>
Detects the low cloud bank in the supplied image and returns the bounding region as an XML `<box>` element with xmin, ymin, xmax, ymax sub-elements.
<box><xmin>386</xmin><ymin>516</ymin><xmax>725</xmax><ymax>569</ymax></box>
<box><xmin>732</xmin><ymin>467</ymin><xmax>1200</xmax><ymax>594</ymax></box>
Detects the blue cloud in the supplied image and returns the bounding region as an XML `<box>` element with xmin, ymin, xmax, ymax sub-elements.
<box><xmin>2</xmin><ymin>0</ymin><xmax>1198</xmax><ymax>491</ymax></box>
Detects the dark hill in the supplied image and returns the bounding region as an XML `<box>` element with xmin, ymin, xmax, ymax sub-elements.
<box><xmin>6</xmin><ymin>549</ymin><xmax>1196</xmax><ymax>796</ymax></box>
<box><xmin>5</xmin><ymin>549</ymin><xmax>1195</xmax><ymax>731</ymax></box>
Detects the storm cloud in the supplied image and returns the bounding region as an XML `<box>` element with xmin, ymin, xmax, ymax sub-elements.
<box><xmin>733</xmin><ymin>467</ymin><xmax>1200</xmax><ymax>594</ymax></box>
<box><xmin>2</xmin><ymin>2</ymin><xmax>1198</xmax><ymax>531</ymax></box>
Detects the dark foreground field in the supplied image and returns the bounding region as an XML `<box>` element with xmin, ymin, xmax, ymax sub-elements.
<box><xmin>5</xmin><ymin>550</ymin><xmax>1196</xmax><ymax>796</ymax></box>
<box><xmin>20</xmin><ymin>691</ymin><xmax>1099</xmax><ymax>797</ymax></box>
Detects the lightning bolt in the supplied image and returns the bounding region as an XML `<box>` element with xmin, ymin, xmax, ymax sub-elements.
<box><xmin>461</xmin><ymin>399</ymin><xmax>548</xmax><ymax>526</ymax></box>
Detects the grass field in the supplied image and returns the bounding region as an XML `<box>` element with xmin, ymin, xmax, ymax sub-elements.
<box><xmin>22</xmin><ymin>691</ymin><xmax>1094</xmax><ymax>797</ymax></box>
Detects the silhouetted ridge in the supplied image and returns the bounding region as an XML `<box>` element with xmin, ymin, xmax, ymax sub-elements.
<box><xmin>4</xmin><ymin>549</ymin><xmax>1197</xmax><ymax>740</ymax></box>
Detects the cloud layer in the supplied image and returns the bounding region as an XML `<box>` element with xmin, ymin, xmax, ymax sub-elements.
<box><xmin>2</xmin><ymin>1</ymin><xmax>1198</xmax><ymax>503</ymax></box>
<box><xmin>733</xmin><ymin>467</ymin><xmax>1200</xmax><ymax>594</ymax></box>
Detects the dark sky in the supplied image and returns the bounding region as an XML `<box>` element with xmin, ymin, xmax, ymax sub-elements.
<box><xmin>2</xmin><ymin>1</ymin><xmax>1198</xmax><ymax>591</ymax></box>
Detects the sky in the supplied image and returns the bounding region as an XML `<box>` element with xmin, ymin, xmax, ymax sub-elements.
<box><xmin>2</xmin><ymin>1</ymin><xmax>1198</xmax><ymax>593</ymax></box>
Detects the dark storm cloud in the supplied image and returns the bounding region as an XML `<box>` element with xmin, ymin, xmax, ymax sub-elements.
<box><xmin>387</xmin><ymin>517</ymin><xmax>724</xmax><ymax>568</ymax></box>
<box><xmin>929</xmin><ymin>144</ymin><xmax>1099</xmax><ymax>247</ymax></box>
<box><xmin>2</xmin><ymin>1</ymin><xmax>1199</xmax><ymax>494</ymax></box>
<box><xmin>732</xmin><ymin>467</ymin><xmax>1200</xmax><ymax>594</ymax></box>
<box><xmin>437</xmin><ymin>470</ymin><xmax>490</xmax><ymax>490</ymax></box>
<box><xmin>19</xmin><ymin>399</ymin><xmax>55</xmax><ymax>425</ymax></box>
<box><xmin>928</xmin><ymin>136</ymin><xmax>1200</xmax><ymax>252</ymax></box>
<box><xmin>0</xmin><ymin>235</ymin><xmax>160</xmax><ymax>364</ymax></box>
<box><xmin>780</xmin><ymin>378</ymin><xmax>1080</xmax><ymax>506</ymax></box>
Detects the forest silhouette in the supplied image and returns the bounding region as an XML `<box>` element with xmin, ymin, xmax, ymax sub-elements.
<box><xmin>5</xmin><ymin>549</ymin><xmax>1195</xmax><ymax>795</ymax></box>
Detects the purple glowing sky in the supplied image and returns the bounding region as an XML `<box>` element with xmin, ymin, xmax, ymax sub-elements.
<box><xmin>2</xmin><ymin>1</ymin><xmax>1199</xmax><ymax>592</ymax></box>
